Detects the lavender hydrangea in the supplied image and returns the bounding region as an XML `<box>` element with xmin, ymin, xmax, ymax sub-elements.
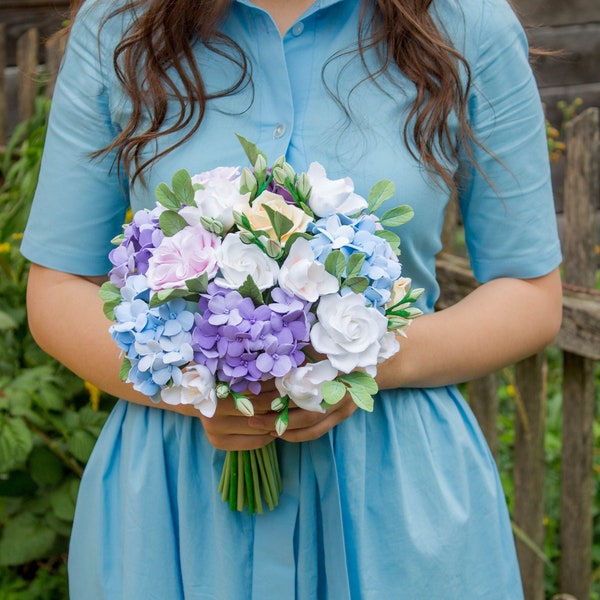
<box><xmin>109</xmin><ymin>275</ymin><xmax>195</xmax><ymax>400</ymax></box>
<box><xmin>309</xmin><ymin>213</ymin><xmax>402</xmax><ymax>310</ymax></box>
<box><xmin>108</xmin><ymin>206</ymin><xmax>165</xmax><ymax>288</ymax></box>
<box><xmin>192</xmin><ymin>283</ymin><xmax>311</xmax><ymax>394</ymax></box>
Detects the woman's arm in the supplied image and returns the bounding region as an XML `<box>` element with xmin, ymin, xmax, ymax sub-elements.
<box><xmin>376</xmin><ymin>267</ymin><xmax>563</xmax><ymax>390</ymax></box>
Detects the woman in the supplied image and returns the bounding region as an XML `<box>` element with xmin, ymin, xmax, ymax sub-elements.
<box><xmin>22</xmin><ymin>0</ymin><xmax>562</xmax><ymax>597</ymax></box>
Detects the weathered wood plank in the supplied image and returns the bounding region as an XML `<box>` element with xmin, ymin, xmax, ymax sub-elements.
<box><xmin>467</xmin><ymin>374</ymin><xmax>499</xmax><ymax>459</ymax></box>
<box><xmin>0</xmin><ymin>23</ymin><xmax>6</xmax><ymax>144</ymax></box>
<box><xmin>559</xmin><ymin>107</ymin><xmax>599</xmax><ymax>600</ymax></box>
<box><xmin>514</xmin><ymin>0</ymin><xmax>600</xmax><ymax>28</ymax></box>
<box><xmin>513</xmin><ymin>352</ymin><xmax>547</xmax><ymax>600</ymax></box>
<box><xmin>436</xmin><ymin>253</ymin><xmax>600</xmax><ymax>360</ymax></box>
<box><xmin>16</xmin><ymin>27</ymin><xmax>39</xmax><ymax>122</ymax></box>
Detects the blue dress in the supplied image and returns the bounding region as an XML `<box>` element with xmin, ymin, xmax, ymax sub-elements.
<box><xmin>22</xmin><ymin>0</ymin><xmax>562</xmax><ymax>597</ymax></box>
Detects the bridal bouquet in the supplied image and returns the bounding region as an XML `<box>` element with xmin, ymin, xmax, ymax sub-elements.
<box><xmin>100</xmin><ymin>136</ymin><xmax>423</xmax><ymax>514</ymax></box>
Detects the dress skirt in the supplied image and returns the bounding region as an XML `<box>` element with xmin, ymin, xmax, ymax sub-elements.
<box><xmin>68</xmin><ymin>386</ymin><xmax>524</xmax><ymax>599</ymax></box>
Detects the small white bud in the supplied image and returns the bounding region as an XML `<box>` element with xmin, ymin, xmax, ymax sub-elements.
<box><xmin>275</xmin><ymin>414</ymin><xmax>288</xmax><ymax>436</ymax></box>
<box><xmin>216</xmin><ymin>383</ymin><xmax>230</xmax><ymax>399</ymax></box>
<box><xmin>234</xmin><ymin>395</ymin><xmax>255</xmax><ymax>417</ymax></box>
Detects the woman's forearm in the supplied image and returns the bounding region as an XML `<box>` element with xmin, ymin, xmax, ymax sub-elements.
<box><xmin>377</xmin><ymin>268</ymin><xmax>563</xmax><ymax>390</ymax></box>
<box><xmin>26</xmin><ymin>263</ymin><xmax>201</xmax><ymax>418</ymax></box>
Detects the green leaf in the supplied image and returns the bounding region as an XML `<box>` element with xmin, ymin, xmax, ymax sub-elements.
<box><xmin>98</xmin><ymin>281</ymin><xmax>122</xmax><ymax>320</ymax></box>
<box><xmin>321</xmin><ymin>381</ymin><xmax>347</xmax><ymax>405</ymax></box>
<box><xmin>0</xmin><ymin>310</ymin><xmax>18</xmax><ymax>330</ymax></box>
<box><xmin>236</xmin><ymin>133</ymin><xmax>268</xmax><ymax>166</ymax></box>
<box><xmin>348</xmin><ymin>387</ymin><xmax>375</xmax><ymax>412</ymax></box>
<box><xmin>159</xmin><ymin>209</ymin><xmax>188</xmax><ymax>237</ymax></box>
<box><xmin>171</xmin><ymin>169</ymin><xmax>195</xmax><ymax>206</ymax></box>
<box><xmin>0</xmin><ymin>470</ymin><xmax>37</xmax><ymax>497</ymax></box>
<box><xmin>341</xmin><ymin>371</ymin><xmax>379</xmax><ymax>395</ymax></box>
<box><xmin>0</xmin><ymin>417</ymin><xmax>34</xmax><ymax>472</ymax></box>
<box><xmin>67</xmin><ymin>429</ymin><xmax>97</xmax><ymax>463</ymax></box>
<box><xmin>261</xmin><ymin>203</ymin><xmax>294</xmax><ymax>240</ymax></box>
<box><xmin>346</xmin><ymin>253</ymin><xmax>366</xmax><ymax>278</ymax></box>
<box><xmin>368</xmin><ymin>179</ymin><xmax>395</xmax><ymax>213</ymax></box>
<box><xmin>0</xmin><ymin>512</ymin><xmax>57</xmax><ymax>566</ymax></box>
<box><xmin>239</xmin><ymin>275</ymin><xmax>264</xmax><ymax>306</ymax></box>
<box><xmin>343</xmin><ymin>276</ymin><xmax>369</xmax><ymax>294</ymax></box>
<box><xmin>28</xmin><ymin>446</ymin><xmax>64</xmax><ymax>487</ymax></box>
<box><xmin>374</xmin><ymin>229</ymin><xmax>401</xmax><ymax>254</ymax></box>
<box><xmin>380</xmin><ymin>204</ymin><xmax>414</xmax><ymax>227</ymax></box>
<box><xmin>154</xmin><ymin>182</ymin><xmax>182</xmax><ymax>210</ymax></box>
<box><xmin>49</xmin><ymin>479</ymin><xmax>79</xmax><ymax>522</ymax></box>
<box><xmin>185</xmin><ymin>272</ymin><xmax>209</xmax><ymax>293</ymax></box>
<box><xmin>324</xmin><ymin>250</ymin><xmax>345</xmax><ymax>279</ymax></box>
<box><xmin>120</xmin><ymin>359</ymin><xmax>132</xmax><ymax>382</ymax></box>
<box><xmin>148</xmin><ymin>287</ymin><xmax>191</xmax><ymax>308</ymax></box>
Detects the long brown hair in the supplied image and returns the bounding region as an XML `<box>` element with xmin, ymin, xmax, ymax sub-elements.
<box><xmin>68</xmin><ymin>0</ymin><xmax>473</xmax><ymax>188</ymax></box>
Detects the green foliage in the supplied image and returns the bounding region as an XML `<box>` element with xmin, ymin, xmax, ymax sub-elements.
<box><xmin>480</xmin><ymin>347</ymin><xmax>600</xmax><ymax>599</ymax></box>
<box><xmin>0</xmin><ymin>99</ymin><xmax>115</xmax><ymax>594</ymax></box>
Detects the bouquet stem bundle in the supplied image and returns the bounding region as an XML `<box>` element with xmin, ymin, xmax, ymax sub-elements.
<box><xmin>218</xmin><ymin>443</ymin><xmax>281</xmax><ymax>514</ymax></box>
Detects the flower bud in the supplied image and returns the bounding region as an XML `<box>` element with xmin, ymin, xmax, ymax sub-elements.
<box><xmin>296</xmin><ymin>173</ymin><xmax>312</xmax><ymax>203</ymax></box>
<box><xmin>238</xmin><ymin>231</ymin><xmax>255</xmax><ymax>245</ymax></box>
<box><xmin>271</xmin><ymin>396</ymin><xmax>287</xmax><ymax>412</ymax></box>
<box><xmin>216</xmin><ymin>383</ymin><xmax>230</xmax><ymax>399</ymax></box>
<box><xmin>275</xmin><ymin>413</ymin><xmax>288</xmax><ymax>436</ymax></box>
<box><xmin>254</xmin><ymin>154</ymin><xmax>267</xmax><ymax>182</ymax></box>
<box><xmin>240</xmin><ymin>167</ymin><xmax>258</xmax><ymax>197</ymax></box>
<box><xmin>234</xmin><ymin>394</ymin><xmax>255</xmax><ymax>417</ymax></box>
<box><xmin>264</xmin><ymin>238</ymin><xmax>282</xmax><ymax>259</ymax></box>
<box><xmin>272</xmin><ymin>166</ymin><xmax>287</xmax><ymax>186</ymax></box>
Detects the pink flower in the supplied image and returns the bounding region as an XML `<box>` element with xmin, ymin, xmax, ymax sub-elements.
<box><xmin>146</xmin><ymin>225</ymin><xmax>220</xmax><ymax>291</ymax></box>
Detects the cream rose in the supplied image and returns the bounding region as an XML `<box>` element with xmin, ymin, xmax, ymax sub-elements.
<box><xmin>242</xmin><ymin>191</ymin><xmax>312</xmax><ymax>242</ymax></box>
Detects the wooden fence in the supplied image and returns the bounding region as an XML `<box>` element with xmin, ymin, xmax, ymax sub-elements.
<box><xmin>1</xmin><ymin>25</ymin><xmax>599</xmax><ymax>600</ymax></box>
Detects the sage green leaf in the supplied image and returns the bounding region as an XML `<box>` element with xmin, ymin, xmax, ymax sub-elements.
<box><xmin>343</xmin><ymin>276</ymin><xmax>369</xmax><ymax>294</ymax></box>
<box><xmin>98</xmin><ymin>281</ymin><xmax>122</xmax><ymax>320</ymax></box>
<box><xmin>380</xmin><ymin>204</ymin><xmax>414</xmax><ymax>227</ymax></box>
<box><xmin>67</xmin><ymin>429</ymin><xmax>97</xmax><ymax>464</ymax></box>
<box><xmin>348</xmin><ymin>387</ymin><xmax>375</xmax><ymax>412</ymax></box>
<box><xmin>374</xmin><ymin>229</ymin><xmax>401</xmax><ymax>254</ymax></box>
<box><xmin>239</xmin><ymin>275</ymin><xmax>264</xmax><ymax>306</ymax></box>
<box><xmin>148</xmin><ymin>287</ymin><xmax>191</xmax><ymax>308</ymax></box>
<box><xmin>236</xmin><ymin>133</ymin><xmax>267</xmax><ymax>166</ymax></box>
<box><xmin>185</xmin><ymin>273</ymin><xmax>209</xmax><ymax>293</ymax></box>
<box><xmin>321</xmin><ymin>381</ymin><xmax>347</xmax><ymax>405</ymax></box>
<box><xmin>0</xmin><ymin>512</ymin><xmax>56</xmax><ymax>566</ymax></box>
<box><xmin>262</xmin><ymin>203</ymin><xmax>294</xmax><ymax>240</ymax></box>
<box><xmin>0</xmin><ymin>416</ymin><xmax>33</xmax><ymax>472</ymax></box>
<box><xmin>172</xmin><ymin>169</ymin><xmax>196</xmax><ymax>206</ymax></box>
<box><xmin>324</xmin><ymin>249</ymin><xmax>345</xmax><ymax>279</ymax></box>
<box><xmin>346</xmin><ymin>253</ymin><xmax>366</xmax><ymax>278</ymax></box>
<box><xmin>159</xmin><ymin>209</ymin><xmax>188</xmax><ymax>237</ymax></box>
<box><xmin>119</xmin><ymin>359</ymin><xmax>132</xmax><ymax>382</ymax></box>
<box><xmin>368</xmin><ymin>179</ymin><xmax>395</xmax><ymax>213</ymax></box>
<box><xmin>341</xmin><ymin>371</ymin><xmax>379</xmax><ymax>395</ymax></box>
<box><xmin>154</xmin><ymin>182</ymin><xmax>181</xmax><ymax>210</ymax></box>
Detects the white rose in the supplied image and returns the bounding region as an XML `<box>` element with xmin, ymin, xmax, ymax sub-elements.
<box><xmin>310</xmin><ymin>292</ymin><xmax>389</xmax><ymax>373</ymax></box>
<box><xmin>306</xmin><ymin>162</ymin><xmax>368</xmax><ymax>217</ymax></box>
<box><xmin>275</xmin><ymin>360</ymin><xmax>339</xmax><ymax>413</ymax></box>
<box><xmin>215</xmin><ymin>233</ymin><xmax>279</xmax><ymax>291</ymax></box>
<box><xmin>178</xmin><ymin>167</ymin><xmax>250</xmax><ymax>232</ymax></box>
<box><xmin>387</xmin><ymin>277</ymin><xmax>413</xmax><ymax>309</ymax></box>
<box><xmin>278</xmin><ymin>237</ymin><xmax>339</xmax><ymax>302</ymax></box>
<box><xmin>160</xmin><ymin>364</ymin><xmax>217</xmax><ymax>417</ymax></box>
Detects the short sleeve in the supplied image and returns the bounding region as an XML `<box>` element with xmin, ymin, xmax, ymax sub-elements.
<box><xmin>21</xmin><ymin>0</ymin><xmax>130</xmax><ymax>276</ymax></box>
<box><xmin>457</xmin><ymin>0</ymin><xmax>562</xmax><ymax>282</ymax></box>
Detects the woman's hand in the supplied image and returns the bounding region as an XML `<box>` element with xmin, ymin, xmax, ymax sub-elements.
<box><xmin>199</xmin><ymin>380</ymin><xmax>357</xmax><ymax>450</ymax></box>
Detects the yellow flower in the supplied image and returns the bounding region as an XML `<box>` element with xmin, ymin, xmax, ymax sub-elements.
<box><xmin>242</xmin><ymin>191</ymin><xmax>311</xmax><ymax>243</ymax></box>
<box><xmin>0</xmin><ymin>242</ymin><xmax>10</xmax><ymax>254</ymax></box>
<box><xmin>11</xmin><ymin>232</ymin><xmax>24</xmax><ymax>240</ymax></box>
<box><xmin>84</xmin><ymin>381</ymin><xmax>101</xmax><ymax>411</ymax></box>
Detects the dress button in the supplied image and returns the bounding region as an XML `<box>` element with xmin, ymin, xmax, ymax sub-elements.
<box><xmin>291</xmin><ymin>22</ymin><xmax>304</xmax><ymax>36</ymax></box>
<box><xmin>273</xmin><ymin>123</ymin><xmax>286</xmax><ymax>139</ymax></box>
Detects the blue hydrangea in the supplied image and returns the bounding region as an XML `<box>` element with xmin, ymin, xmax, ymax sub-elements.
<box><xmin>309</xmin><ymin>213</ymin><xmax>402</xmax><ymax>310</ymax></box>
<box><xmin>110</xmin><ymin>275</ymin><xmax>195</xmax><ymax>401</ymax></box>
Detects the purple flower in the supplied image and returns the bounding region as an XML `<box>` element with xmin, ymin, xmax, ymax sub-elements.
<box><xmin>192</xmin><ymin>284</ymin><xmax>311</xmax><ymax>393</ymax></box>
<box><xmin>109</xmin><ymin>206</ymin><xmax>165</xmax><ymax>288</ymax></box>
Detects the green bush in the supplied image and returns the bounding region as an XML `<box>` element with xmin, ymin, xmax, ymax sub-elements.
<box><xmin>0</xmin><ymin>96</ymin><xmax>115</xmax><ymax>596</ymax></box>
